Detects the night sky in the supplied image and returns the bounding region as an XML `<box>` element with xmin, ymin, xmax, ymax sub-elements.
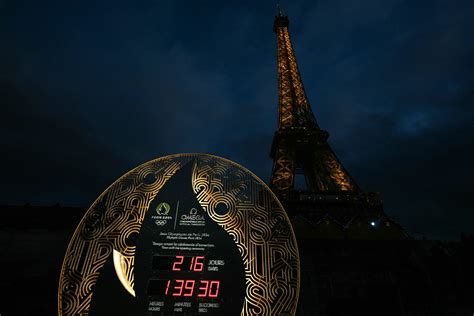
<box><xmin>1</xmin><ymin>0</ymin><xmax>473</xmax><ymax>240</ymax></box>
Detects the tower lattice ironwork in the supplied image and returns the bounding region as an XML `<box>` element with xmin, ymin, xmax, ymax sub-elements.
<box><xmin>268</xmin><ymin>13</ymin><xmax>431</xmax><ymax>316</ymax></box>
<box><xmin>270</xmin><ymin>13</ymin><xmax>359</xmax><ymax>199</ymax></box>
<box><xmin>270</xmin><ymin>10</ymin><xmax>407</xmax><ymax>240</ymax></box>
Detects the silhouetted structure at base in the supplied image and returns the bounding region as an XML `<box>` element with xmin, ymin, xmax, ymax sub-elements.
<box><xmin>0</xmin><ymin>205</ymin><xmax>83</xmax><ymax>315</ymax></box>
<box><xmin>1</xmin><ymin>205</ymin><xmax>473</xmax><ymax>315</ymax></box>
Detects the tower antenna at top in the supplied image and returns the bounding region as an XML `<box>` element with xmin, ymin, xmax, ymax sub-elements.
<box><xmin>277</xmin><ymin>1</ymin><xmax>283</xmax><ymax>16</ymax></box>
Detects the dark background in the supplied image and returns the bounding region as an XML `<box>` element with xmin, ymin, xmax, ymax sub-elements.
<box><xmin>1</xmin><ymin>0</ymin><xmax>473</xmax><ymax>240</ymax></box>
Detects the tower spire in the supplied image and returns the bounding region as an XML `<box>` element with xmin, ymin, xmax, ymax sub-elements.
<box><xmin>276</xmin><ymin>2</ymin><xmax>283</xmax><ymax>17</ymax></box>
<box><xmin>273</xmin><ymin>11</ymin><xmax>318</xmax><ymax>130</ymax></box>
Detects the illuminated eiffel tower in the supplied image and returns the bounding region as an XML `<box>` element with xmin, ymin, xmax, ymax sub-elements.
<box><xmin>270</xmin><ymin>9</ymin><xmax>407</xmax><ymax>241</ymax></box>
<box><xmin>268</xmin><ymin>9</ymin><xmax>437</xmax><ymax>316</ymax></box>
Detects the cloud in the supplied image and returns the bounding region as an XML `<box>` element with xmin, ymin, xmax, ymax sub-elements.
<box><xmin>0</xmin><ymin>0</ymin><xmax>473</xmax><ymax>239</ymax></box>
<box><xmin>0</xmin><ymin>79</ymin><xmax>129</xmax><ymax>205</ymax></box>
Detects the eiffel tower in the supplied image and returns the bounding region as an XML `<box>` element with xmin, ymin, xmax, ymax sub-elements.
<box><xmin>270</xmin><ymin>9</ymin><xmax>408</xmax><ymax>241</ymax></box>
<box><xmin>269</xmin><ymin>9</ymin><xmax>435</xmax><ymax>316</ymax></box>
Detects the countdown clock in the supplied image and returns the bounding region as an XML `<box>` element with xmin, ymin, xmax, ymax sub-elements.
<box><xmin>59</xmin><ymin>154</ymin><xmax>300</xmax><ymax>315</ymax></box>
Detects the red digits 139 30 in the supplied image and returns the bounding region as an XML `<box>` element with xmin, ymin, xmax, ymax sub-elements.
<box><xmin>165</xmin><ymin>256</ymin><xmax>220</xmax><ymax>298</ymax></box>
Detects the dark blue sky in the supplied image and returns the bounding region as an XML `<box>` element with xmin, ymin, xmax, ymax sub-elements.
<box><xmin>1</xmin><ymin>0</ymin><xmax>473</xmax><ymax>240</ymax></box>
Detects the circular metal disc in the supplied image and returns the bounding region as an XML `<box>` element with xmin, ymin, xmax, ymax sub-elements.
<box><xmin>58</xmin><ymin>153</ymin><xmax>300</xmax><ymax>315</ymax></box>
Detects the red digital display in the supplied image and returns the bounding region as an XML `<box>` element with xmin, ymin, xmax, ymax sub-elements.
<box><xmin>148</xmin><ymin>255</ymin><xmax>220</xmax><ymax>299</ymax></box>
<box><xmin>171</xmin><ymin>255</ymin><xmax>204</xmax><ymax>272</ymax></box>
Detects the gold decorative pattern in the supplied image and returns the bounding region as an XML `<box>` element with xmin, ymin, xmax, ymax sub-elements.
<box><xmin>58</xmin><ymin>155</ymin><xmax>186</xmax><ymax>315</ymax></box>
<box><xmin>58</xmin><ymin>154</ymin><xmax>300</xmax><ymax>315</ymax></box>
<box><xmin>113</xmin><ymin>249</ymin><xmax>135</xmax><ymax>297</ymax></box>
<box><xmin>192</xmin><ymin>156</ymin><xmax>300</xmax><ymax>315</ymax></box>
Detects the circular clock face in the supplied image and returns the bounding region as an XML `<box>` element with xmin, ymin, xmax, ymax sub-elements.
<box><xmin>59</xmin><ymin>154</ymin><xmax>300</xmax><ymax>315</ymax></box>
